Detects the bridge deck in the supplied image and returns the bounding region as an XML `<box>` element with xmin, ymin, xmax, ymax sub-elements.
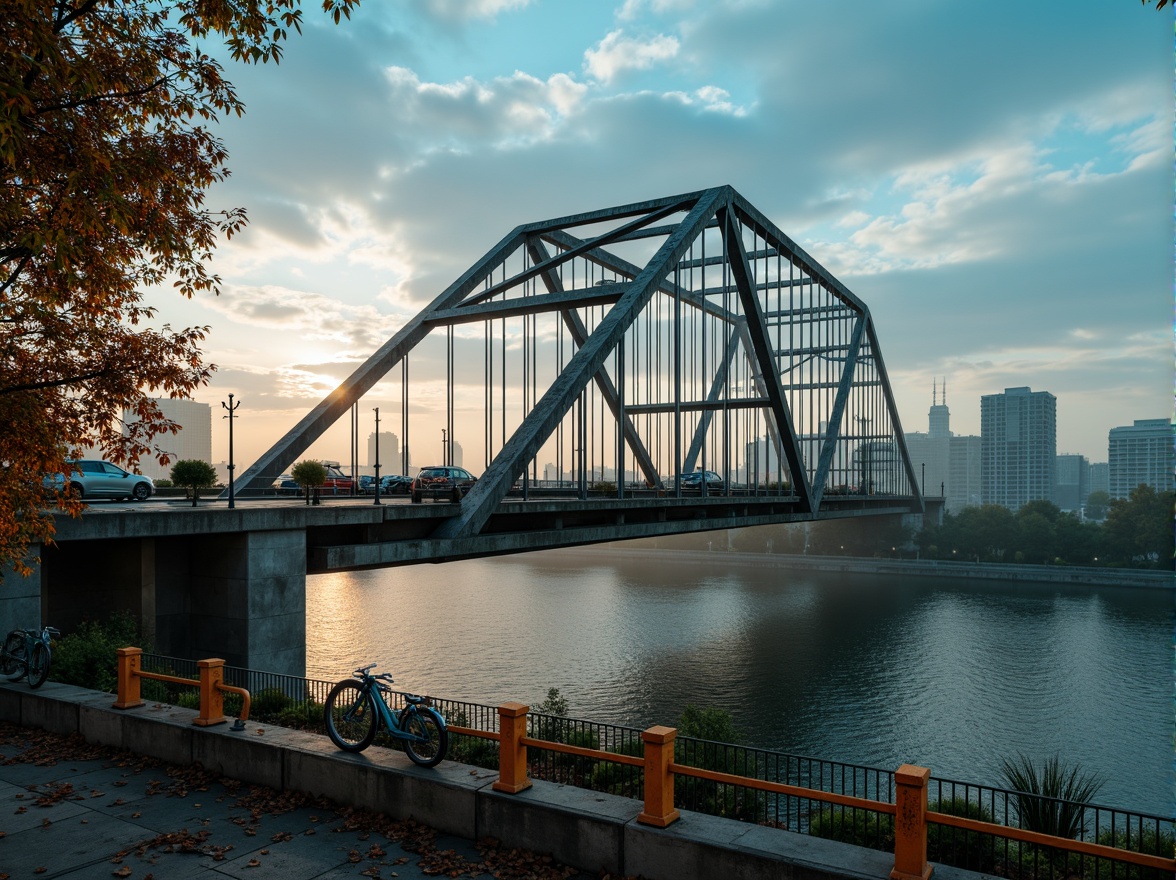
<box><xmin>49</xmin><ymin>494</ymin><xmax>918</xmax><ymax>571</ymax></box>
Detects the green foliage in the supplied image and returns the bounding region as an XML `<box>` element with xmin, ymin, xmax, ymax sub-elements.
<box><xmin>51</xmin><ymin>612</ymin><xmax>149</xmax><ymax>692</ymax></box>
<box><xmin>176</xmin><ymin>690</ymin><xmax>201</xmax><ymax>710</ymax></box>
<box><xmin>291</xmin><ymin>460</ymin><xmax>327</xmax><ymax>488</ymax></box>
<box><xmin>169</xmin><ymin>459</ymin><xmax>217</xmax><ymax>489</ymax></box>
<box><xmin>809</xmin><ymin>806</ymin><xmax>895</xmax><ymax>851</ymax></box>
<box><xmin>677</xmin><ymin>704</ymin><xmax>740</xmax><ymax>743</ymax></box>
<box><xmin>154</xmin><ymin>479</ymin><xmax>173</xmax><ymax>488</ymax></box>
<box><xmin>928</xmin><ymin>796</ymin><xmax>998</xmax><ymax>871</ymax></box>
<box><xmin>537</xmin><ymin>687</ymin><xmax>568</xmax><ymax>716</ymax></box>
<box><xmin>1000</xmin><ymin>753</ymin><xmax>1105</xmax><ymax>839</ymax></box>
<box><xmin>274</xmin><ymin>700</ymin><xmax>324</xmax><ymax>733</ymax></box>
<box><xmin>590</xmin><ymin>481</ymin><xmax>616</xmax><ymax>494</ymax></box>
<box><xmin>590</xmin><ymin>736</ymin><xmax>643</xmax><ymax>796</ymax></box>
<box><xmin>1102</xmin><ymin>485</ymin><xmax>1175</xmax><ymax>567</ymax></box>
<box><xmin>447</xmin><ymin>710</ymin><xmax>499</xmax><ymax>770</ymax></box>
<box><xmin>1084</xmin><ymin>490</ymin><xmax>1111</xmax><ymax>522</ymax></box>
<box><xmin>916</xmin><ymin>487</ymin><xmax>1173</xmax><ymax>569</ymax></box>
<box><xmin>1094</xmin><ymin>824</ymin><xmax>1176</xmax><ymax>880</ymax></box>
<box><xmin>251</xmin><ymin>687</ymin><xmax>293</xmax><ymax>718</ymax></box>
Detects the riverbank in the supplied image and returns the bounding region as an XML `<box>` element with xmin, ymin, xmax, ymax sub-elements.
<box><xmin>550</xmin><ymin>546</ymin><xmax>1175</xmax><ymax>589</ymax></box>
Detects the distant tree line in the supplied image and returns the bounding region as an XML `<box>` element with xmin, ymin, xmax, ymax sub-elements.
<box><xmin>636</xmin><ymin>484</ymin><xmax>1173</xmax><ymax>570</ymax></box>
<box><xmin>916</xmin><ymin>485</ymin><xmax>1174</xmax><ymax>569</ymax></box>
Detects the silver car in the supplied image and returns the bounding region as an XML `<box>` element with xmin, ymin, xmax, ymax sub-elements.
<box><xmin>62</xmin><ymin>459</ymin><xmax>155</xmax><ymax>501</ymax></box>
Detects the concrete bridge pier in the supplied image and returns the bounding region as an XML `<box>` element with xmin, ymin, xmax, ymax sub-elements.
<box><xmin>1</xmin><ymin>547</ymin><xmax>43</xmax><ymax>640</ymax></box>
<box><xmin>5</xmin><ymin>528</ymin><xmax>308</xmax><ymax>679</ymax></box>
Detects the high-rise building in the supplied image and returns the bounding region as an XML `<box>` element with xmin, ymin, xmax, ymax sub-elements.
<box><xmin>450</xmin><ymin>439</ymin><xmax>464</xmax><ymax>468</ymax></box>
<box><xmin>1053</xmin><ymin>453</ymin><xmax>1089</xmax><ymax>512</ymax></box>
<box><xmin>980</xmin><ymin>387</ymin><xmax>1056</xmax><ymax>510</ymax></box>
<box><xmin>125</xmin><ymin>398</ymin><xmax>212</xmax><ymax>480</ymax></box>
<box><xmin>1089</xmin><ymin>462</ymin><xmax>1109</xmax><ymax>495</ymax></box>
<box><xmin>948</xmin><ymin>435</ymin><xmax>982</xmax><ymax>511</ymax></box>
<box><xmin>367</xmin><ymin>432</ymin><xmax>399</xmax><ymax>468</ymax></box>
<box><xmin>1107</xmin><ymin>419</ymin><xmax>1174</xmax><ymax>499</ymax></box>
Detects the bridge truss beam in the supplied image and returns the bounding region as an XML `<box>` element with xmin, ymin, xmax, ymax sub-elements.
<box><xmin>234</xmin><ymin>185</ymin><xmax>924</xmax><ymax>544</ymax></box>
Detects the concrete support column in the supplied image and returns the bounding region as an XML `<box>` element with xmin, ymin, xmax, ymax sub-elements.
<box><xmin>0</xmin><ymin>544</ymin><xmax>42</xmax><ymax>636</ymax></box>
<box><xmin>189</xmin><ymin>529</ymin><xmax>307</xmax><ymax>678</ymax></box>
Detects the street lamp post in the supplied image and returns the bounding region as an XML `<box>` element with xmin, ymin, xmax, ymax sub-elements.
<box><xmin>441</xmin><ymin>427</ymin><xmax>448</xmax><ymax>467</ymax></box>
<box><xmin>373</xmin><ymin>407</ymin><xmax>382</xmax><ymax>506</ymax></box>
<box><xmin>221</xmin><ymin>394</ymin><xmax>241</xmax><ymax>508</ymax></box>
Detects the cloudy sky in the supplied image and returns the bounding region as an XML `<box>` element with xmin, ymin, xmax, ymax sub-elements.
<box><xmin>157</xmin><ymin>0</ymin><xmax>1172</xmax><ymax>470</ymax></box>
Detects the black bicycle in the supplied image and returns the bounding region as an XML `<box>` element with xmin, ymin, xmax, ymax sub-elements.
<box><xmin>1</xmin><ymin>625</ymin><xmax>60</xmax><ymax>689</ymax></box>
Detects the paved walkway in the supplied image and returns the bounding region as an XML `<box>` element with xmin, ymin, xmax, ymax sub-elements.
<box><xmin>0</xmin><ymin>723</ymin><xmax>599</xmax><ymax>880</ymax></box>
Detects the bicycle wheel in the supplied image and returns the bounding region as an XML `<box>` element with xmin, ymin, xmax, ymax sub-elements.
<box><xmin>323</xmin><ymin>681</ymin><xmax>378</xmax><ymax>752</ymax></box>
<box><xmin>3</xmin><ymin>632</ymin><xmax>26</xmax><ymax>680</ymax></box>
<box><xmin>399</xmin><ymin>707</ymin><xmax>447</xmax><ymax>768</ymax></box>
<box><xmin>27</xmin><ymin>642</ymin><xmax>50</xmax><ymax>689</ymax></box>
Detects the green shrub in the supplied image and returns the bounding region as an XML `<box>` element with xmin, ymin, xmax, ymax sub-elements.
<box><xmin>1093</xmin><ymin>825</ymin><xmax>1176</xmax><ymax>880</ymax></box>
<box><xmin>589</xmin><ymin>737</ymin><xmax>643</xmax><ymax>797</ymax></box>
<box><xmin>446</xmin><ymin>709</ymin><xmax>499</xmax><ymax>770</ymax></box>
<box><xmin>275</xmin><ymin>700</ymin><xmax>324</xmax><ymax>733</ymax></box>
<box><xmin>251</xmin><ymin>687</ymin><xmax>293</xmax><ymax>720</ymax></box>
<box><xmin>51</xmin><ymin>612</ymin><xmax>150</xmax><ymax>692</ymax></box>
<box><xmin>1000</xmin><ymin>753</ymin><xmax>1104</xmax><ymax>839</ymax></box>
<box><xmin>928</xmin><ymin>796</ymin><xmax>999</xmax><ymax>871</ymax></box>
<box><xmin>176</xmin><ymin>690</ymin><xmax>201</xmax><ymax>710</ymax></box>
<box><xmin>809</xmin><ymin>806</ymin><xmax>895</xmax><ymax>851</ymax></box>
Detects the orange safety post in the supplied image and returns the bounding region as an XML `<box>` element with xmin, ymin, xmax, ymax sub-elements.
<box><xmin>637</xmin><ymin>725</ymin><xmax>680</xmax><ymax>827</ymax></box>
<box><xmin>492</xmin><ymin>702</ymin><xmax>532</xmax><ymax>794</ymax></box>
<box><xmin>891</xmin><ymin>764</ymin><xmax>933</xmax><ymax>880</ymax></box>
<box><xmin>194</xmin><ymin>658</ymin><xmax>228</xmax><ymax>727</ymax></box>
<box><xmin>113</xmin><ymin>647</ymin><xmax>144</xmax><ymax>710</ymax></box>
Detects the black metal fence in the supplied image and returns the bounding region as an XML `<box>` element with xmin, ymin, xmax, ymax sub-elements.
<box><xmin>137</xmin><ymin>654</ymin><xmax>1174</xmax><ymax>879</ymax></box>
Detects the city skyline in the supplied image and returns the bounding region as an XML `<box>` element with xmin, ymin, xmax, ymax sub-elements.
<box><xmin>137</xmin><ymin>1</ymin><xmax>1168</xmax><ymax>470</ymax></box>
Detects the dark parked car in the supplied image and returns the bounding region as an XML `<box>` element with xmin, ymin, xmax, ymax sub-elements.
<box><xmin>320</xmin><ymin>464</ymin><xmax>356</xmax><ymax>493</ymax></box>
<box><xmin>678</xmin><ymin>470</ymin><xmax>724</xmax><ymax>493</ymax></box>
<box><xmin>57</xmin><ymin>459</ymin><xmax>155</xmax><ymax>501</ymax></box>
<box><xmin>411</xmin><ymin>466</ymin><xmax>477</xmax><ymax>503</ymax></box>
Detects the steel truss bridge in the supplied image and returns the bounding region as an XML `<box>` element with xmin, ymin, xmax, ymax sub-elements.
<box><xmin>235</xmin><ymin>185</ymin><xmax>924</xmax><ymax>565</ymax></box>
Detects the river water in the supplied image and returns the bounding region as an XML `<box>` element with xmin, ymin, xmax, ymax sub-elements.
<box><xmin>305</xmin><ymin>549</ymin><xmax>1174</xmax><ymax>818</ymax></box>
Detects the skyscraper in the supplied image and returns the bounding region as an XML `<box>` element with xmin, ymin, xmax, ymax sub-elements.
<box><xmin>1107</xmin><ymin>419</ymin><xmax>1174</xmax><ymax>499</ymax></box>
<box><xmin>1053</xmin><ymin>453</ymin><xmax>1090</xmax><ymax>512</ymax></box>
<box><xmin>980</xmin><ymin>387</ymin><xmax>1056</xmax><ymax>510</ymax></box>
<box><xmin>125</xmin><ymin>398</ymin><xmax>213</xmax><ymax>480</ymax></box>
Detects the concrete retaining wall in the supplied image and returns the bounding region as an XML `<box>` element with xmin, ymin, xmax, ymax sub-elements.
<box><xmin>0</xmin><ymin>679</ymin><xmax>982</xmax><ymax>880</ymax></box>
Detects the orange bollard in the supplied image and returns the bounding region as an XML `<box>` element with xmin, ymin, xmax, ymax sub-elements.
<box><xmin>492</xmin><ymin>702</ymin><xmax>532</xmax><ymax>794</ymax></box>
<box><xmin>637</xmin><ymin>725</ymin><xmax>680</xmax><ymax>827</ymax></box>
<box><xmin>891</xmin><ymin>764</ymin><xmax>933</xmax><ymax>880</ymax></box>
<box><xmin>194</xmin><ymin>658</ymin><xmax>227</xmax><ymax>726</ymax></box>
<box><xmin>113</xmin><ymin>647</ymin><xmax>144</xmax><ymax>710</ymax></box>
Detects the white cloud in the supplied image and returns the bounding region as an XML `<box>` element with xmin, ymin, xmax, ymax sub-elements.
<box><xmin>584</xmin><ymin>30</ymin><xmax>680</xmax><ymax>83</ymax></box>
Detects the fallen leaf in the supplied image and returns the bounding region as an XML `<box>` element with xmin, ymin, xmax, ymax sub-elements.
<box><xmin>246</xmin><ymin>859</ymin><xmax>260</xmax><ymax>868</ymax></box>
<box><xmin>260</xmin><ymin>849</ymin><xmax>269</xmax><ymax>855</ymax></box>
<box><xmin>33</xmin><ymin>869</ymin><xmax>46</xmax><ymax>875</ymax></box>
<box><xmin>113</xmin><ymin>868</ymin><xmax>132</xmax><ymax>878</ymax></box>
<box><xmin>131</xmin><ymin>812</ymin><xmax>141</xmax><ymax>818</ymax></box>
<box><xmin>348</xmin><ymin>850</ymin><xmax>362</xmax><ymax>863</ymax></box>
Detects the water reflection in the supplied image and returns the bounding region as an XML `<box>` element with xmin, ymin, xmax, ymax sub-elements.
<box><xmin>306</xmin><ymin>551</ymin><xmax>1173</xmax><ymax>817</ymax></box>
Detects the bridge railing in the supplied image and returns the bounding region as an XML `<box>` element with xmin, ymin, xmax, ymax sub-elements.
<box><xmin>131</xmin><ymin>653</ymin><xmax>1175</xmax><ymax>880</ymax></box>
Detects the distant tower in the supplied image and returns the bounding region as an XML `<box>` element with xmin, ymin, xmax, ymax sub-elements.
<box><xmin>928</xmin><ymin>378</ymin><xmax>951</xmax><ymax>439</ymax></box>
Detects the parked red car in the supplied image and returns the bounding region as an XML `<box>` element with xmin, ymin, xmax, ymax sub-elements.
<box><xmin>321</xmin><ymin>464</ymin><xmax>356</xmax><ymax>492</ymax></box>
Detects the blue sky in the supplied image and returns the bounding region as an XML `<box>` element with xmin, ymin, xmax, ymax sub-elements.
<box><xmin>161</xmin><ymin>0</ymin><xmax>1172</xmax><ymax>468</ymax></box>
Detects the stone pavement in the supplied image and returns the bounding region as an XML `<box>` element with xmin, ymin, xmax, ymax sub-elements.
<box><xmin>0</xmin><ymin>723</ymin><xmax>600</xmax><ymax>880</ymax></box>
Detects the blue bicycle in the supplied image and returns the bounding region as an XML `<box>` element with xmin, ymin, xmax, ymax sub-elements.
<box><xmin>323</xmin><ymin>664</ymin><xmax>448</xmax><ymax>767</ymax></box>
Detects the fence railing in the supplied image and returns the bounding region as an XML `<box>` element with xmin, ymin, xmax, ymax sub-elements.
<box><xmin>115</xmin><ymin>647</ymin><xmax>250</xmax><ymax>728</ymax></box>
<box><xmin>126</xmin><ymin>653</ymin><xmax>1175</xmax><ymax>880</ymax></box>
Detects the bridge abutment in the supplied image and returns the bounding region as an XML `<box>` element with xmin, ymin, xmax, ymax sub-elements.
<box><xmin>1</xmin><ymin>546</ymin><xmax>43</xmax><ymax>637</ymax></box>
<box><xmin>31</xmin><ymin>527</ymin><xmax>308</xmax><ymax>678</ymax></box>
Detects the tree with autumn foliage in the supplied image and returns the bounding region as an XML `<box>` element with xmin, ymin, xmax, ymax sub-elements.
<box><xmin>0</xmin><ymin>0</ymin><xmax>357</xmax><ymax>575</ymax></box>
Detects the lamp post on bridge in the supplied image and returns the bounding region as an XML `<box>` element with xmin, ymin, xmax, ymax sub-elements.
<box><xmin>221</xmin><ymin>394</ymin><xmax>241</xmax><ymax>509</ymax></box>
<box><xmin>373</xmin><ymin>407</ymin><xmax>382</xmax><ymax>506</ymax></box>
